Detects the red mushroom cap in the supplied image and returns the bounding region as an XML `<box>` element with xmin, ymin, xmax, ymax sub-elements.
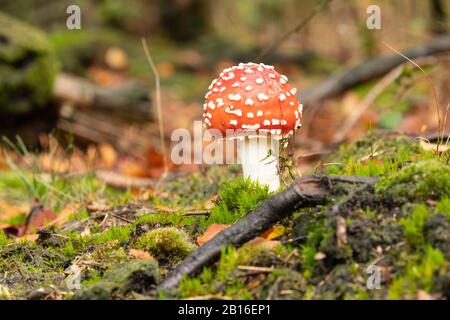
<box><xmin>203</xmin><ymin>62</ymin><xmax>302</xmax><ymax>136</ymax></box>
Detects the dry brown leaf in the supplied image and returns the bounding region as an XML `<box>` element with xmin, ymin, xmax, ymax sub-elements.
<box><xmin>197</xmin><ymin>224</ymin><xmax>230</xmax><ymax>246</ymax></box>
<box><xmin>246</xmin><ymin>237</ymin><xmax>281</xmax><ymax>250</ymax></box>
<box><xmin>156</xmin><ymin>62</ymin><xmax>175</xmax><ymax>78</ymax></box>
<box><xmin>204</xmin><ymin>194</ymin><xmax>219</xmax><ymax>210</ymax></box>
<box><xmin>98</xmin><ymin>143</ymin><xmax>117</xmax><ymax>169</ymax></box>
<box><xmin>259</xmin><ymin>225</ymin><xmax>285</xmax><ymax>240</ymax></box>
<box><xmin>15</xmin><ymin>234</ymin><xmax>39</xmax><ymax>243</ymax></box>
<box><xmin>21</xmin><ymin>203</ymin><xmax>58</xmax><ymax>236</ymax></box>
<box><xmin>50</xmin><ymin>204</ymin><xmax>80</xmax><ymax>228</ymax></box>
<box><xmin>105</xmin><ymin>47</ymin><xmax>129</xmax><ymax>71</ymax></box>
<box><xmin>0</xmin><ymin>201</ymin><xmax>28</xmax><ymax>221</ymax></box>
<box><xmin>153</xmin><ymin>205</ymin><xmax>179</xmax><ymax>213</ymax></box>
<box><xmin>128</xmin><ymin>249</ymin><xmax>154</xmax><ymax>260</ymax></box>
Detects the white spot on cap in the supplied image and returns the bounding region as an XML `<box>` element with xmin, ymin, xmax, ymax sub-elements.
<box><xmin>203</xmin><ymin>103</ymin><xmax>207</xmax><ymax>110</ymax></box>
<box><xmin>223</xmin><ymin>72</ymin><xmax>235</xmax><ymax>80</ymax></box>
<box><xmin>216</xmin><ymin>98</ymin><xmax>224</xmax><ymax>107</ymax></box>
<box><xmin>256</xmin><ymin>110</ymin><xmax>263</xmax><ymax>117</ymax></box>
<box><xmin>240</xmin><ymin>76</ymin><xmax>247</xmax><ymax>81</ymax></box>
<box><xmin>269</xmin><ymin>73</ymin><xmax>276</xmax><ymax>79</ymax></box>
<box><xmin>279</xmin><ymin>93</ymin><xmax>286</xmax><ymax>101</ymax></box>
<box><xmin>272</xmin><ymin>119</ymin><xmax>280</xmax><ymax>125</ymax></box>
<box><xmin>247</xmin><ymin>112</ymin><xmax>254</xmax><ymax>118</ymax></box>
<box><xmin>290</xmin><ymin>88</ymin><xmax>297</xmax><ymax>95</ymax></box>
<box><xmin>281</xmin><ymin>120</ymin><xmax>287</xmax><ymax>125</ymax></box>
<box><xmin>280</xmin><ymin>78</ymin><xmax>287</xmax><ymax>84</ymax></box>
<box><xmin>298</xmin><ymin>104</ymin><xmax>303</xmax><ymax>113</ymax></box>
<box><xmin>257</xmin><ymin>66</ymin><xmax>264</xmax><ymax>72</ymax></box>
<box><xmin>245</xmin><ymin>85</ymin><xmax>252</xmax><ymax>91</ymax></box>
<box><xmin>295</xmin><ymin>111</ymin><xmax>299</xmax><ymax>119</ymax></box>
<box><xmin>225</xmin><ymin>106</ymin><xmax>242</xmax><ymax>117</ymax></box>
<box><xmin>257</xmin><ymin>93</ymin><xmax>269</xmax><ymax>101</ymax></box>
<box><xmin>205</xmin><ymin>91</ymin><xmax>211</xmax><ymax>98</ymax></box>
<box><xmin>231</xmin><ymin>82</ymin><xmax>240</xmax><ymax>88</ymax></box>
<box><xmin>208</xmin><ymin>101</ymin><xmax>216</xmax><ymax>110</ymax></box>
<box><xmin>228</xmin><ymin>93</ymin><xmax>241</xmax><ymax>101</ymax></box>
<box><xmin>255</xmin><ymin>78</ymin><xmax>264</xmax><ymax>85</ymax></box>
<box><xmin>263</xmin><ymin>120</ymin><xmax>271</xmax><ymax>126</ymax></box>
<box><xmin>213</xmin><ymin>88</ymin><xmax>219</xmax><ymax>92</ymax></box>
<box><xmin>230</xmin><ymin>119</ymin><xmax>238</xmax><ymax>126</ymax></box>
<box><xmin>244</xmin><ymin>68</ymin><xmax>254</xmax><ymax>74</ymax></box>
<box><xmin>245</xmin><ymin>98</ymin><xmax>254</xmax><ymax>106</ymax></box>
<box><xmin>206</xmin><ymin>113</ymin><xmax>212</xmax><ymax>119</ymax></box>
<box><xmin>289</xmin><ymin>101</ymin><xmax>295</xmax><ymax>106</ymax></box>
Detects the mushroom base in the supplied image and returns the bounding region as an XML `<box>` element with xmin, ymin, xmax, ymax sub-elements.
<box><xmin>238</xmin><ymin>136</ymin><xmax>280</xmax><ymax>192</ymax></box>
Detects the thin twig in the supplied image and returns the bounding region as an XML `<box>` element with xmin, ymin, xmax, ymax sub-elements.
<box><xmin>141</xmin><ymin>38</ymin><xmax>169</xmax><ymax>188</ymax></box>
<box><xmin>182</xmin><ymin>210</ymin><xmax>210</xmax><ymax>216</ymax></box>
<box><xmin>259</xmin><ymin>0</ymin><xmax>332</xmax><ymax>60</ymax></box>
<box><xmin>110</xmin><ymin>213</ymin><xmax>133</xmax><ymax>224</ymax></box>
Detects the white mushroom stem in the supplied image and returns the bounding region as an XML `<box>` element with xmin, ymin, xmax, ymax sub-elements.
<box><xmin>238</xmin><ymin>135</ymin><xmax>280</xmax><ymax>192</ymax></box>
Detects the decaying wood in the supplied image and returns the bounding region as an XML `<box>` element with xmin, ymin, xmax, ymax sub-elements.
<box><xmin>53</xmin><ymin>73</ymin><xmax>152</xmax><ymax>120</ymax></box>
<box><xmin>301</xmin><ymin>34</ymin><xmax>450</xmax><ymax>109</ymax></box>
<box><xmin>157</xmin><ymin>174</ymin><xmax>378</xmax><ymax>291</ymax></box>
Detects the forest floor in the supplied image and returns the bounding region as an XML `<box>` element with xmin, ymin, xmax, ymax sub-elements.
<box><xmin>0</xmin><ymin>132</ymin><xmax>449</xmax><ymax>300</ymax></box>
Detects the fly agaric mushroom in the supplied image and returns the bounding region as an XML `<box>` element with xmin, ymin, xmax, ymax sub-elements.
<box><xmin>203</xmin><ymin>62</ymin><xmax>302</xmax><ymax>191</ymax></box>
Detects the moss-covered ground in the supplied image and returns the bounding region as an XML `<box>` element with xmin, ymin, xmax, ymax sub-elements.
<box><xmin>0</xmin><ymin>133</ymin><xmax>449</xmax><ymax>300</ymax></box>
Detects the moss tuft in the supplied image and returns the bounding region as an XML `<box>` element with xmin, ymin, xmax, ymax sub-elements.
<box><xmin>205</xmin><ymin>177</ymin><xmax>270</xmax><ymax>226</ymax></box>
<box><xmin>73</xmin><ymin>259</ymin><xmax>160</xmax><ymax>299</ymax></box>
<box><xmin>376</xmin><ymin>160</ymin><xmax>450</xmax><ymax>203</ymax></box>
<box><xmin>135</xmin><ymin>227</ymin><xmax>196</xmax><ymax>261</ymax></box>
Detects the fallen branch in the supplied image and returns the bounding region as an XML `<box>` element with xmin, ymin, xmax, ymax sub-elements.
<box><xmin>301</xmin><ymin>34</ymin><xmax>450</xmax><ymax>109</ymax></box>
<box><xmin>53</xmin><ymin>73</ymin><xmax>151</xmax><ymax>120</ymax></box>
<box><xmin>157</xmin><ymin>174</ymin><xmax>378</xmax><ymax>291</ymax></box>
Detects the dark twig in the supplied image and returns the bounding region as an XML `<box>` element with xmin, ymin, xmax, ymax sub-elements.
<box><xmin>301</xmin><ymin>34</ymin><xmax>450</xmax><ymax>112</ymax></box>
<box><xmin>157</xmin><ymin>174</ymin><xmax>378</xmax><ymax>291</ymax></box>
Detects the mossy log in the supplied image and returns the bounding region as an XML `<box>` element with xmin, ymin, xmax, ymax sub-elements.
<box><xmin>0</xmin><ymin>12</ymin><xmax>59</xmax><ymax>114</ymax></box>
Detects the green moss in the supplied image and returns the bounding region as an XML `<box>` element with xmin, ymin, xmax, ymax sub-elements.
<box><xmin>0</xmin><ymin>231</ymin><xmax>10</xmax><ymax>246</ymax></box>
<box><xmin>388</xmin><ymin>246</ymin><xmax>446</xmax><ymax>299</ymax></box>
<box><xmin>326</xmin><ymin>133</ymin><xmax>422</xmax><ymax>176</ymax></box>
<box><xmin>204</xmin><ymin>177</ymin><xmax>270</xmax><ymax>226</ymax></box>
<box><xmin>436</xmin><ymin>198</ymin><xmax>450</xmax><ymax>219</ymax></box>
<box><xmin>73</xmin><ymin>260</ymin><xmax>160</xmax><ymax>300</ymax></box>
<box><xmin>135</xmin><ymin>227</ymin><xmax>196</xmax><ymax>261</ymax></box>
<box><xmin>400</xmin><ymin>204</ymin><xmax>429</xmax><ymax>247</ymax></box>
<box><xmin>376</xmin><ymin>160</ymin><xmax>450</xmax><ymax>203</ymax></box>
